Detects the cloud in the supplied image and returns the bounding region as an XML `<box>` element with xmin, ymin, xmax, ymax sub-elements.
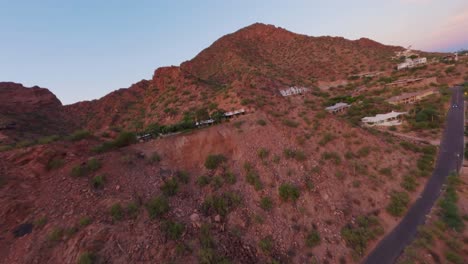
<box><xmin>419</xmin><ymin>6</ymin><xmax>468</xmax><ymax>51</ymax></box>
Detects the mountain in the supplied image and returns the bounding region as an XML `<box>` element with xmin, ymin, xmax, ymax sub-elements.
<box><xmin>62</xmin><ymin>23</ymin><xmax>402</xmax><ymax>132</ymax></box>
<box><xmin>0</xmin><ymin>82</ymin><xmax>74</xmax><ymax>146</ymax></box>
<box><xmin>1</xmin><ymin>23</ymin><xmax>464</xmax><ymax>264</ymax></box>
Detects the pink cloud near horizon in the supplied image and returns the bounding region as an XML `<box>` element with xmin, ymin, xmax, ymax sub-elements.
<box><xmin>420</xmin><ymin>7</ymin><xmax>468</xmax><ymax>51</ymax></box>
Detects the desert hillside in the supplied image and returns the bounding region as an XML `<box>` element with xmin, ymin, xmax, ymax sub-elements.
<box><xmin>1</xmin><ymin>23</ymin><xmax>467</xmax><ymax>264</ymax></box>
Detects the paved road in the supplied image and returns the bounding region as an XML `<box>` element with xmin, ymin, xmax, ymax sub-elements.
<box><xmin>363</xmin><ymin>86</ymin><xmax>465</xmax><ymax>264</ymax></box>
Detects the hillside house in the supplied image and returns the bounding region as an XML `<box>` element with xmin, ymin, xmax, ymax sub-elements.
<box><xmin>397</xmin><ymin>57</ymin><xmax>427</xmax><ymax>70</ymax></box>
<box><xmin>224</xmin><ymin>109</ymin><xmax>246</xmax><ymax>118</ymax></box>
<box><xmin>362</xmin><ymin>111</ymin><xmax>407</xmax><ymax>127</ymax></box>
<box><xmin>442</xmin><ymin>53</ymin><xmax>458</xmax><ymax>62</ymax></box>
<box><xmin>195</xmin><ymin>119</ymin><xmax>215</xmax><ymax>127</ymax></box>
<box><xmin>387</xmin><ymin>89</ymin><xmax>436</xmax><ymax>105</ymax></box>
<box><xmin>280</xmin><ymin>86</ymin><xmax>309</xmax><ymax>96</ymax></box>
<box><xmin>325</xmin><ymin>102</ymin><xmax>351</xmax><ymax>114</ymax></box>
<box><xmin>387</xmin><ymin>78</ymin><xmax>424</xmax><ymax>87</ymax></box>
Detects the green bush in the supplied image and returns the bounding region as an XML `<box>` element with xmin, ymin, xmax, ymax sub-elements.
<box><xmin>77</xmin><ymin>252</ymin><xmax>96</xmax><ymax>264</ymax></box>
<box><xmin>401</xmin><ymin>175</ymin><xmax>418</xmax><ymax>191</ymax></box>
<box><xmin>204</xmin><ymin>154</ymin><xmax>227</xmax><ymax>170</ymax></box>
<box><xmin>244</xmin><ymin>164</ymin><xmax>263</xmax><ymax>190</ymax></box>
<box><xmin>257</xmin><ymin>119</ymin><xmax>267</xmax><ymax>126</ymax></box>
<box><xmin>110</xmin><ymin>203</ymin><xmax>123</xmax><ymax>221</ymax></box>
<box><xmin>68</xmin><ymin>130</ymin><xmax>92</xmax><ymax>142</ymax></box>
<box><xmin>148</xmin><ymin>152</ymin><xmax>161</xmax><ymax>163</ymax></box>
<box><xmin>321</xmin><ymin>151</ymin><xmax>341</xmax><ymax>164</ymax></box>
<box><xmin>176</xmin><ymin>170</ymin><xmax>190</xmax><ymax>184</ymax></box>
<box><xmin>146</xmin><ymin>196</ymin><xmax>170</xmax><ymax>219</ymax></box>
<box><xmin>279</xmin><ymin>183</ymin><xmax>300</xmax><ymax>202</ymax></box>
<box><xmin>201</xmin><ymin>192</ymin><xmax>242</xmax><ymax>217</ymax></box>
<box><xmin>162</xmin><ymin>220</ymin><xmax>185</xmax><ymax>240</ymax></box>
<box><xmin>260</xmin><ymin>197</ymin><xmax>273</xmax><ymax>211</ymax></box>
<box><xmin>47</xmin><ymin>227</ymin><xmax>63</xmax><ymax>242</ymax></box>
<box><xmin>38</xmin><ymin>135</ymin><xmax>60</xmax><ymax>145</ymax></box>
<box><xmin>197</xmin><ymin>175</ymin><xmax>211</xmax><ymax>187</ymax></box>
<box><xmin>305</xmin><ymin>230</ymin><xmax>321</xmax><ymax>247</ymax></box>
<box><xmin>319</xmin><ymin>133</ymin><xmax>335</xmax><ymax>146</ymax></box>
<box><xmin>386</xmin><ymin>191</ymin><xmax>410</xmax><ymax>217</ymax></box>
<box><xmin>79</xmin><ymin>216</ymin><xmax>92</xmax><ymax>227</ymax></box>
<box><xmin>259</xmin><ymin>236</ymin><xmax>273</xmax><ymax>253</ymax></box>
<box><xmin>91</xmin><ymin>175</ymin><xmax>105</xmax><ymax>189</ymax></box>
<box><xmin>87</xmin><ymin>158</ymin><xmax>102</xmax><ymax>172</ymax></box>
<box><xmin>71</xmin><ymin>165</ymin><xmax>86</xmax><ymax>177</ymax></box>
<box><xmin>439</xmin><ymin>173</ymin><xmax>464</xmax><ymax>232</ymax></box>
<box><xmin>93</xmin><ymin>131</ymin><xmax>137</xmax><ymax>153</ymax></box>
<box><xmin>126</xmin><ymin>202</ymin><xmax>139</xmax><ymax>219</ymax></box>
<box><xmin>283</xmin><ymin>148</ymin><xmax>306</xmax><ymax>161</ymax></box>
<box><xmin>46</xmin><ymin>157</ymin><xmax>65</xmax><ymax>171</ymax></box>
<box><xmin>445</xmin><ymin>251</ymin><xmax>463</xmax><ymax>264</ymax></box>
<box><xmin>160</xmin><ymin>178</ymin><xmax>179</xmax><ymax>196</ymax></box>
<box><xmin>341</xmin><ymin>215</ymin><xmax>384</xmax><ymax>256</ymax></box>
<box><xmin>223</xmin><ymin>171</ymin><xmax>236</xmax><ymax>184</ymax></box>
<box><xmin>257</xmin><ymin>148</ymin><xmax>270</xmax><ymax>160</ymax></box>
<box><xmin>282</xmin><ymin>119</ymin><xmax>299</xmax><ymax>128</ymax></box>
<box><xmin>34</xmin><ymin>216</ymin><xmax>47</xmax><ymax>228</ymax></box>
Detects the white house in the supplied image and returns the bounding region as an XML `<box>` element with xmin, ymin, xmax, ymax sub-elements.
<box><xmin>224</xmin><ymin>109</ymin><xmax>246</xmax><ymax>118</ymax></box>
<box><xmin>280</xmin><ymin>86</ymin><xmax>309</xmax><ymax>96</ymax></box>
<box><xmin>325</xmin><ymin>102</ymin><xmax>351</xmax><ymax>114</ymax></box>
<box><xmin>397</xmin><ymin>57</ymin><xmax>427</xmax><ymax>70</ymax></box>
<box><xmin>362</xmin><ymin>111</ymin><xmax>407</xmax><ymax>127</ymax></box>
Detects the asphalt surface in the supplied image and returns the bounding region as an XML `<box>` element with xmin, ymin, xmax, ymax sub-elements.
<box><xmin>363</xmin><ymin>86</ymin><xmax>465</xmax><ymax>264</ymax></box>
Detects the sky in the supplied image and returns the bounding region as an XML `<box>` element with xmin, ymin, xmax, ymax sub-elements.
<box><xmin>1</xmin><ymin>0</ymin><xmax>467</xmax><ymax>104</ymax></box>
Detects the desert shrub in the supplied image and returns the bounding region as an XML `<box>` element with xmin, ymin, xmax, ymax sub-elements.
<box><xmin>279</xmin><ymin>183</ymin><xmax>300</xmax><ymax>202</ymax></box>
<box><xmin>259</xmin><ymin>236</ymin><xmax>274</xmax><ymax>253</ymax></box>
<box><xmin>71</xmin><ymin>165</ymin><xmax>86</xmax><ymax>177</ymax></box>
<box><xmin>245</xmin><ymin>165</ymin><xmax>263</xmax><ymax>190</ymax></box>
<box><xmin>260</xmin><ymin>197</ymin><xmax>273</xmax><ymax>211</ymax></box>
<box><xmin>162</xmin><ymin>220</ymin><xmax>185</xmax><ymax>240</ymax></box>
<box><xmin>79</xmin><ymin>216</ymin><xmax>92</xmax><ymax>227</ymax></box>
<box><xmin>341</xmin><ymin>215</ymin><xmax>384</xmax><ymax>256</ymax></box>
<box><xmin>439</xmin><ymin>173</ymin><xmax>464</xmax><ymax>232</ymax></box>
<box><xmin>176</xmin><ymin>170</ymin><xmax>190</xmax><ymax>184</ymax></box>
<box><xmin>305</xmin><ymin>230</ymin><xmax>321</xmax><ymax>247</ymax></box>
<box><xmin>386</xmin><ymin>191</ymin><xmax>410</xmax><ymax>216</ymax></box>
<box><xmin>257</xmin><ymin>148</ymin><xmax>270</xmax><ymax>160</ymax></box>
<box><xmin>77</xmin><ymin>252</ymin><xmax>96</xmax><ymax>264</ymax></box>
<box><xmin>68</xmin><ymin>130</ymin><xmax>92</xmax><ymax>141</ymax></box>
<box><xmin>445</xmin><ymin>251</ymin><xmax>463</xmax><ymax>264</ymax></box>
<box><xmin>257</xmin><ymin>119</ymin><xmax>267</xmax><ymax>126</ymax></box>
<box><xmin>319</xmin><ymin>133</ymin><xmax>335</xmax><ymax>146</ymax></box>
<box><xmin>197</xmin><ymin>175</ymin><xmax>211</xmax><ymax>187</ymax></box>
<box><xmin>401</xmin><ymin>175</ymin><xmax>418</xmax><ymax>191</ymax></box>
<box><xmin>205</xmin><ymin>154</ymin><xmax>227</xmax><ymax>170</ymax></box>
<box><xmin>46</xmin><ymin>157</ymin><xmax>65</xmax><ymax>171</ymax></box>
<box><xmin>212</xmin><ymin>176</ymin><xmax>224</xmax><ymax>189</ymax></box>
<box><xmin>47</xmin><ymin>227</ymin><xmax>63</xmax><ymax>242</ymax></box>
<box><xmin>148</xmin><ymin>152</ymin><xmax>161</xmax><ymax>163</ymax></box>
<box><xmin>34</xmin><ymin>216</ymin><xmax>47</xmax><ymax>228</ymax></box>
<box><xmin>160</xmin><ymin>178</ymin><xmax>179</xmax><ymax>196</ymax></box>
<box><xmin>146</xmin><ymin>196</ymin><xmax>170</xmax><ymax>219</ymax></box>
<box><xmin>357</xmin><ymin>146</ymin><xmax>371</xmax><ymax>157</ymax></box>
<box><xmin>87</xmin><ymin>158</ymin><xmax>102</xmax><ymax>172</ymax></box>
<box><xmin>110</xmin><ymin>203</ymin><xmax>123</xmax><ymax>221</ymax></box>
<box><xmin>282</xmin><ymin>119</ymin><xmax>299</xmax><ymax>128</ymax></box>
<box><xmin>201</xmin><ymin>192</ymin><xmax>242</xmax><ymax>217</ymax></box>
<box><xmin>223</xmin><ymin>171</ymin><xmax>236</xmax><ymax>184</ymax></box>
<box><xmin>91</xmin><ymin>175</ymin><xmax>105</xmax><ymax>189</ymax></box>
<box><xmin>379</xmin><ymin>167</ymin><xmax>392</xmax><ymax>177</ymax></box>
<box><xmin>93</xmin><ymin>131</ymin><xmax>136</xmax><ymax>153</ymax></box>
<box><xmin>283</xmin><ymin>148</ymin><xmax>306</xmax><ymax>161</ymax></box>
<box><xmin>38</xmin><ymin>135</ymin><xmax>60</xmax><ymax>145</ymax></box>
<box><xmin>321</xmin><ymin>151</ymin><xmax>341</xmax><ymax>164</ymax></box>
<box><xmin>233</xmin><ymin>120</ymin><xmax>245</xmax><ymax>129</ymax></box>
<box><xmin>126</xmin><ymin>202</ymin><xmax>139</xmax><ymax>218</ymax></box>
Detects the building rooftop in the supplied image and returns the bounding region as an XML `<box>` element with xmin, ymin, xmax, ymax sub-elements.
<box><xmin>325</xmin><ymin>102</ymin><xmax>350</xmax><ymax>111</ymax></box>
<box><xmin>387</xmin><ymin>89</ymin><xmax>436</xmax><ymax>103</ymax></box>
<box><xmin>362</xmin><ymin>111</ymin><xmax>407</xmax><ymax>123</ymax></box>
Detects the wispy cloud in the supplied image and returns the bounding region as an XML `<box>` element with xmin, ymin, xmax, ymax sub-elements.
<box><xmin>419</xmin><ymin>6</ymin><xmax>468</xmax><ymax>51</ymax></box>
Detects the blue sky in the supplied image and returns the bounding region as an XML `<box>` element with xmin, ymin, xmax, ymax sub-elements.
<box><xmin>1</xmin><ymin>0</ymin><xmax>467</xmax><ymax>104</ymax></box>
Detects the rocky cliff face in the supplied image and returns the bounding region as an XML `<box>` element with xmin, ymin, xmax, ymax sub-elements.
<box><xmin>0</xmin><ymin>82</ymin><xmax>62</xmax><ymax>113</ymax></box>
